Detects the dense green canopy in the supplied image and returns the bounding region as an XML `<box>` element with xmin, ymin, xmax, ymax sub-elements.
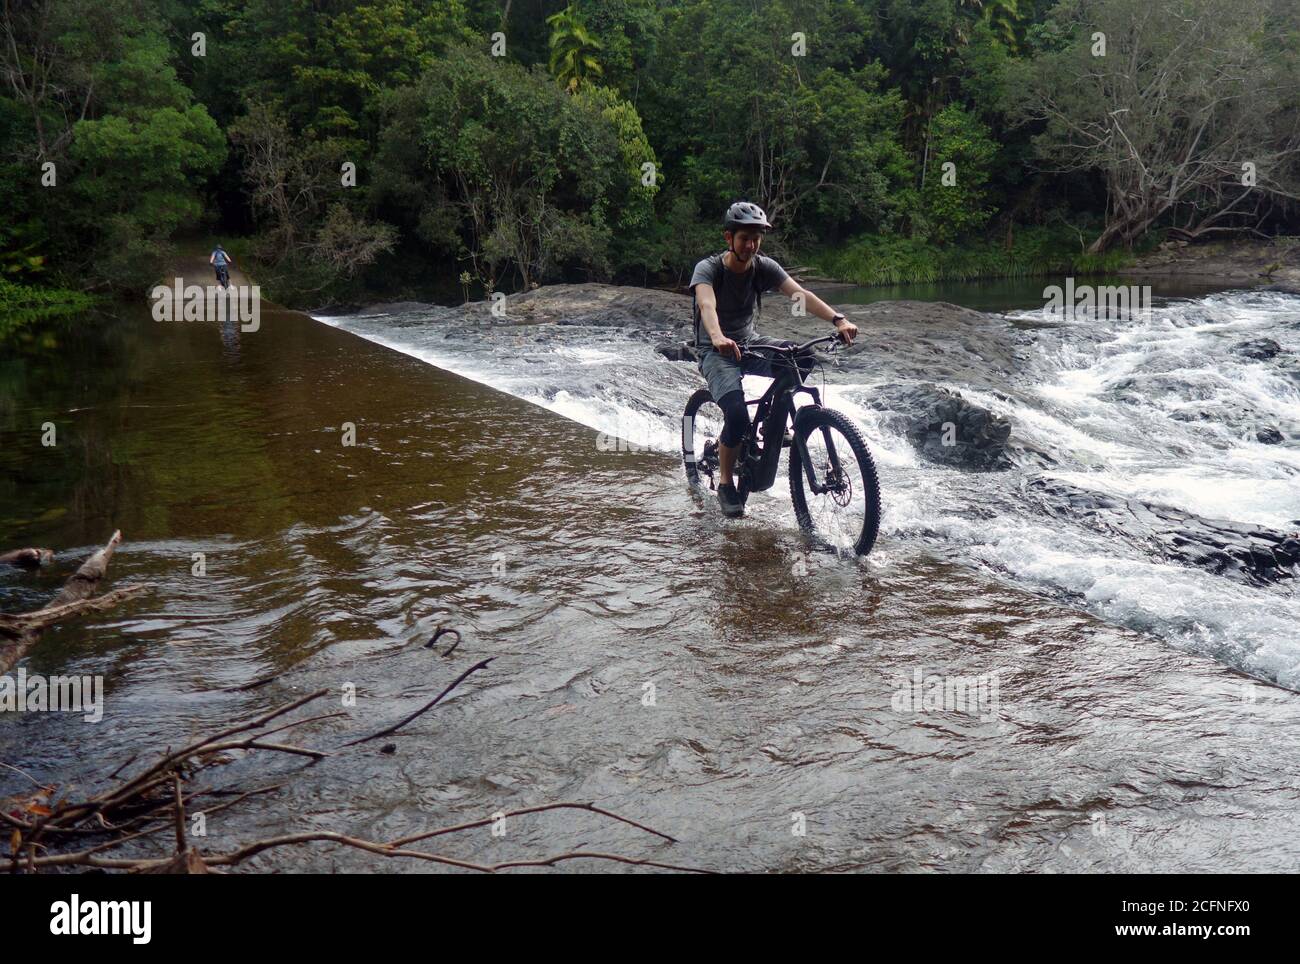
<box><xmin>1</xmin><ymin>0</ymin><xmax>1297</xmax><ymax>306</ymax></box>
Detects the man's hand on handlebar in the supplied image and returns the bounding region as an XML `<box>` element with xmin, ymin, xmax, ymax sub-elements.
<box><xmin>712</xmin><ymin>334</ymin><xmax>742</xmax><ymax>361</ymax></box>
<box><xmin>834</xmin><ymin>316</ymin><xmax>858</xmax><ymax>345</ymax></box>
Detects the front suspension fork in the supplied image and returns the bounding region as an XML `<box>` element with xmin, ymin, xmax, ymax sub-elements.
<box><xmin>795</xmin><ymin>423</ymin><xmax>847</xmax><ymax>495</ymax></box>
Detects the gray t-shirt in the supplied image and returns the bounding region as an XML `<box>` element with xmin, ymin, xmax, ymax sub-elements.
<box><xmin>691</xmin><ymin>253</ymin><xmax>789</xmax><ymax>347</ymax></box>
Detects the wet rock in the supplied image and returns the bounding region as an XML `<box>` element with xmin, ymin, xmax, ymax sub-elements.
<box><xmin>507</xmin><ymin>284</ymin><xmax>685</xmax><ymax>331</ymax></box>
<box><xmin>656</xmin><ymin>342</ymin><xmax>698</xmax><ymax>362</ymax></box>
<box><xmin>1233</xmin><ymin>338</ymin><xmax>1284</xmax><ymax>360</ymax></box>
<box><xmin>355</xmin><ymin>301</ymin><xmax>436</xmax><ymax>316</ymax></box>
<box><xmin>1257</xmin><ymin>427</ymin><xmax>1285</xmax><ymax>444</ymax></box>
<box><xmin>367</xmin><ymin>284</ymin><xmax>1034</xmax><ymax>396</ymax></box>
<box><xmin>868</xmin><ymin>383</ymin><xmax>1014</xmax><ymax>471</ymax></box>
<box><xmin>1126</xmin><ymin>239</ymin><xmax>1300</xmax><ymax>285</ymax></box>
<box><xmin>1024</xmin><ymin>477</ymin><xmax>1300</xmax><ymax>586</ymax></box>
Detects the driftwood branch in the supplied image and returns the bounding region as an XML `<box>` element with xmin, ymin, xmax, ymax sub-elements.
<box><xmin>0</xmin><ymin>548</ymin><xmax>53</xmax><ymax>569</ymax></box>
<box><xmin>343</xmin><ymin>657</ymin><xmax>494</xmax><ymax>746</ymax></box>
<box><xmin>387</xmin><ymin>802</ymin><xmax>678</xmax><ymax>848</ymax></box>
<box><xmin>1</xmin><ymin>548</ymin><xmax>689</xmax><ymax>872</ymax></box>
<box><xmin>171</xmin><ymin>771</ymin><xmax>185</xmax><ymax>853</ymax></box>
<box><xmin>0</xmin><ymin>530</ymin><xmax>150</xmax><ymax>673</ymax></box>
<box><xmin>0</xmin><ymin>585</ymin><xmax>150</xmax><ymax>637</ymax></box>
<box><xmin>2</xmin><ymin>682</ymin><xmax>698</xmax><ymax>873</ymax></box>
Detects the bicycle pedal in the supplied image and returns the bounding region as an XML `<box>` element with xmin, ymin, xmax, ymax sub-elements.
<box><xmin>782</xmin><ymin>430</ymin><xmax>794</xmax><ymax>447</ymax></box>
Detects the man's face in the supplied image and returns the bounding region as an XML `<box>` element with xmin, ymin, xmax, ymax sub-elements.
<box><xmin>727</xmin><ymin>228</ymin><xmax>763</xmax><ymax>262</ymax></box>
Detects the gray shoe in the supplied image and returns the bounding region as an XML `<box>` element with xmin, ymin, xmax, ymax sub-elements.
<box><xmin>717</xmin><ymin>482</ymin><xmax>744</xmax><ymax>518</ymax></box>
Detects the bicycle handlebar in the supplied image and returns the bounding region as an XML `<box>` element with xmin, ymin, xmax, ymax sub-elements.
<box><xmin>734</xmin><ymin>332</ymin><xmax>847</xmax><ymax>361</ymax></box>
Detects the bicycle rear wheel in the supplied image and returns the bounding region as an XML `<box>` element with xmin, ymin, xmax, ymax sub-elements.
<box><xmin>789</xmin><ymin>406</ymin><xmax>881</xmax><ymax>556</ymax></box>
<box><xmin>682</xmin><ymin>388</ymin><xmax>726</xmax><ymax>489</ymax></box>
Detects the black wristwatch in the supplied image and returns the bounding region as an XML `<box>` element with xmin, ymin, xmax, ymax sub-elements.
<box><xmin>831</xmin><ymin>313</ymin><xmax>846</xmax><ymax>325</ymax></box>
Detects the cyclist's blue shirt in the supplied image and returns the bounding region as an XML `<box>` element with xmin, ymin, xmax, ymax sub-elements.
<box><xmin>212</xmin><ymin>249</ymin><xmax>229</xmax><ymax>266</ymax></box>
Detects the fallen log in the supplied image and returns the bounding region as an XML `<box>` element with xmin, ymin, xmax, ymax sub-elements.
<box><xmin>0</xmin><ymin>548</ymin><xmax>53</xmax><ymax>569</ymax></box>
<box><xmin>0</xmin><ymin>530</ymin><xmax>149</xmax><ymax>674</ymax></box>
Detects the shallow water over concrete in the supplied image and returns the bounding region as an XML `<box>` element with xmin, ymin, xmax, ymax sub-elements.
<box><xmin>3</xmin><ymin>294</ymin><xmax>1299</xmax><ymax>872</ymax></box>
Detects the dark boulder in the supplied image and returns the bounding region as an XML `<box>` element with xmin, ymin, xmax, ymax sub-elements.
<box><xmin>1023</xmin><ymin>477</ymin><xmax>1300</xmax><ymax>586</ymax></box>
<box><xmin>656</xmin><ymin>342</ymin><xmax>698</xmax><ymax>362</ymax></box>
<box><xmin>1232</xmin><ymin>338</ymin><xmax>1284</xmax><ymax>361</ymax></box>
<box><xmin>869</xmin><ymin>383</ymin><xmax>1015</xmax><ymax>471</ymax></box>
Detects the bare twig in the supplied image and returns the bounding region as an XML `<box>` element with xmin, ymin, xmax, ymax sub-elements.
<box><xmin>387</xmin><ymin>801</ymin><xmax>677</xmax><ymax>848</ymax></box>
<box><xmin>343</xmin><ymin>658</ymin><xmax>494</xmax><ymax>746</ymax></box>
<box><xmin>172</xmin><ymin>771</ymin><xmax>185</xmax><ymax>854</ymax></box>
<box><xmin>219</xmin><ymin>672</ymin><xmax>286</xmax><ymax>693</ymax></box>
<box><xmin>424</xmin><ymin>624</ymin><xmax>462</xmax><ymax>657</ymax></box>
<box><xmin>48</xmin><ymin>689</ymin><xmax>330</xmax><ymax>826</ymax></box>
<box><xmin>198</xmin><ymin>739</ymin><xmax>328</xmax><ymax>762</ymax></box>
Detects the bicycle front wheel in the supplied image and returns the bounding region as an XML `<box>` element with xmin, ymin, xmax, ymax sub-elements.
<box><xmin>788</xmin><ymin>406</ymin><xmax>881</xmax><ymax>556</ymax></box>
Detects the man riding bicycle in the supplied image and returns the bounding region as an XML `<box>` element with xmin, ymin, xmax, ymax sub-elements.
<box><xmin>692</xmin><ymin>201</ymin><xmax>858</xmax><ymax>518</ymax></box>
<box><xmin>209</xmin><ymin>244</ymin><xmax>234</xmax><ymax>288</ymax></box>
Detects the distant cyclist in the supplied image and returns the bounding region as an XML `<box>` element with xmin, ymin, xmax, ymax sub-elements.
<box><xmin>691</xmin><ymin>201</ymin><xmax>858</xmax><ymax>517</ymax></box>
<box><xmin>209</xmin><ymin>244</ymin><xmax>234</xmax><ymax>288</ymax></box>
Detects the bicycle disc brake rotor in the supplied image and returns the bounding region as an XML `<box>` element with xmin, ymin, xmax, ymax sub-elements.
<box><xmin>825</xmin><ymin>463</ymin><xmax>853</xmax><ymax>507</ymax></box>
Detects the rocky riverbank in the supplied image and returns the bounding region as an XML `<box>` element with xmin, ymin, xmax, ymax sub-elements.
<box><xmin>1124</xmin><ymin>238</ymin><xmax>1300</xmax><ymax>291</ymax></box>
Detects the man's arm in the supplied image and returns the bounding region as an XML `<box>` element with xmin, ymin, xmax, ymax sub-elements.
<box><xmin>777</xmin><ymin>276</ymin><xmax>858</xmax><ymax>342</ymax></box>
<box><xmin>695</xmin><ymin>284</ymin><xmax>741</xmax><ymax>360</ymax></box>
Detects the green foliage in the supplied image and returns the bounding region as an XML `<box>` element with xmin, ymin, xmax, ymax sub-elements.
<box><xmin>641</xmin><ymin>0</ymin><xmax>912</xmax><ymax>250</ymax></box>
<box><xmin>810</xmin><ymin>224</ymin><xmax>1133</xmax><ymax>285</ymax></box>
<box><xmin>219</xmin><ymin>0</ymin><xmax>476</xmax><ymax>141</ymax></box>
<box><xmin>0</xmin><ymin>220</ymin><xmax>49</xmax><ymax>280</ymax></box>
<box><xmin>547</xmin><ymin>5</ymin><xmax>605</xmax><ymax>93</ymax></box>
<box><xmin>0</xmin><ymin>0</ymin><xmax>225</xmax><ymax>291</ymax></box>
<box><xmin>1</xmin><ymin>0</ymin><xmax>1293</xmax><ymax>304</ymax></box>
<box><xmin>373</xmin><ymin>45</ymin><xmax>649</xmax><ymax>287</ymax></box>
<box><xmin>1007</xmin><ymin>0</ymin><xmax>1300</xmax><ymax>253</ymax></box>
<box><xmin>980</xmin><ymin>0</ymin><xmax>1029</xmax><ymax>53</ymax></box>
<box><xmin>570</xmin><ymin>0</ymin><xmax>662</xmax><ymax>99</ymax></box>
<box><xmin>576</xmin><ymin>85</ymin><xmax>660</xmax><ymax>269</ymax></box>
<box><xmin>917</xmin><ymin>104</ymin><xmax>999</xmax><ymax>242</ymax></box>
<box><xmin>0</xmin><ymin>277</ymin><xmax>98</xmax><ymax>345</ymax></box>
<box><xmin>0</xmin><ymin>277</ymin><xmax>96</xmax><ymax>312</ymax></box>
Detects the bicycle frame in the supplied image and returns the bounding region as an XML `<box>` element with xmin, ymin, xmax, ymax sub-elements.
<box><xmin>735</xmin><ymin>338</ymin><xmax>844</xmax><ymax>497</ymax></box>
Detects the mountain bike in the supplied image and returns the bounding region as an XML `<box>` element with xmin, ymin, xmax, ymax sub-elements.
<box><xmin>215</xmin><ymin>264</ymin><xmax>230</xmax><ymax>289</ymax></box>
<box><xmin>681</xmin><ymin>334</ymin><xmax>881</xmax><ymax>557</ymax></box>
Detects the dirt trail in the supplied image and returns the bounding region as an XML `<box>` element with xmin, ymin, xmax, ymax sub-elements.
<box><xmin>170</xmin><ymin>252</ymin><xmax>253</xmax><ymax>290</ymax></box>
<box><xmin>155</xmin><ymin>251</ymin><xmax>291</xmax><ymax>313</ymax></box>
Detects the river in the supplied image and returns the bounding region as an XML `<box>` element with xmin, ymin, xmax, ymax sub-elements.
<box><xmin>3</xmin><ymin>276</ymin><xmax>1299</xmax><ymax>872</ymax></box>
